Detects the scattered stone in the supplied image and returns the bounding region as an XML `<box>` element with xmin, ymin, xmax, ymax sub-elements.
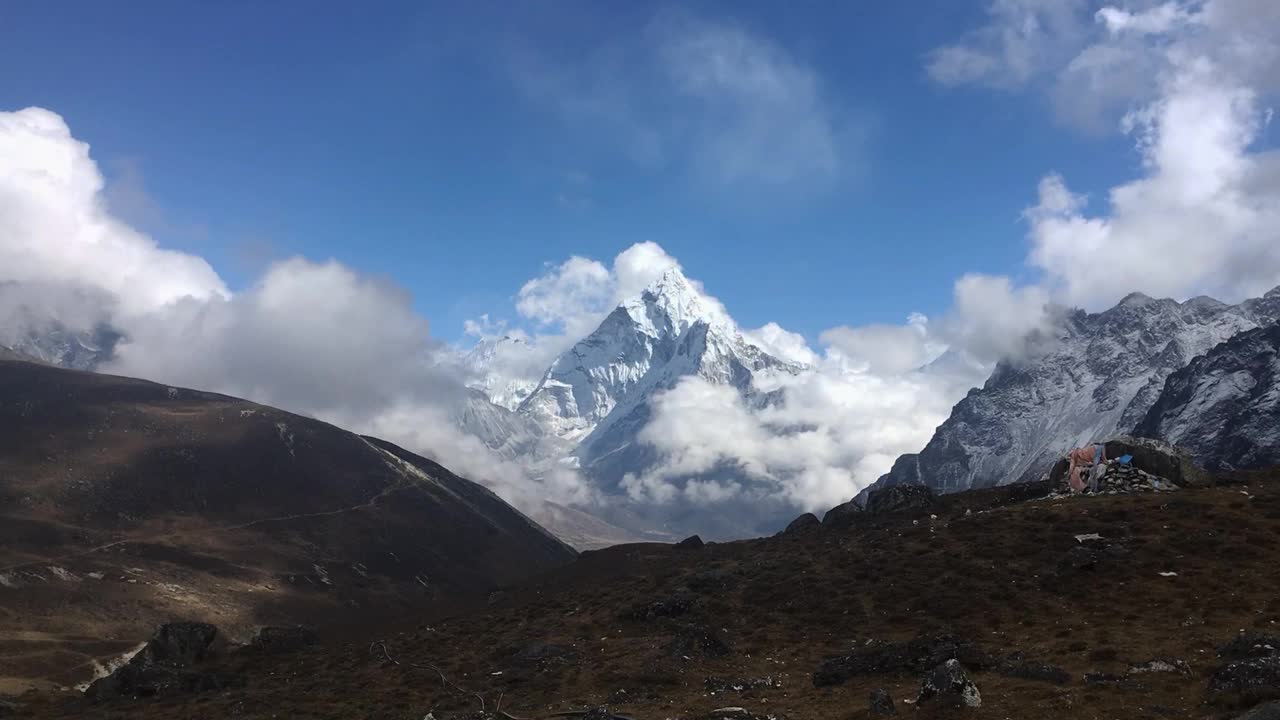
<box><xmin>869</xmin><ymin>687</ymin><xmax>897</xmax><ymax>716</ymax></box>
<box><xmin>918</xmin><ymin>659</ymin><xmax>981</xmax><ymax>708</ymax></box>
<box><xmin>248</xmin><ymin>626</ymin><xmax>317</xmax><ymax>654</ymax></box>
<box><xmin>668</xmin><ymin>623</ymin><xmax>730</xmax><ymax>658</ymax></box>
<box><xmin>1128</xmin><ymin>658</ymin><xmax>1190</xmax><ymax>675</ymax></box>
<box><xmin>997</xmin><ymin>653</ymin><xmax>1071</xmax><ymax>685</ymax></box>
<box><xmin>705</xmin><ymin>675</ymin><xmax>779</xmax><ymax>695</ymax></box>
<box><xmin>813</xmin><ymin>634</ymin><xmax>982</xmax><ymax>688</ymax></box>
<box><xmin>865</xmin><ymin>485</ymin><xmax>935</xmax><ymax>515</ymax></box>
<box><xmin>675</xmin><ymin>535</ymin><xmax>704</xmax><ymax>550</ymax></box>
<box><xmin>623</xmin><ymin>594</ymin><xmax>695</xmax><ymax>621</ymax></box>
<box><xmin>1207</xmin><ymin>656</ymin><xmax>1280</xmax><ymax>708</ymax></box>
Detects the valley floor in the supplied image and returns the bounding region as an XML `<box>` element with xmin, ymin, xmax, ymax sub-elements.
<box><xmin>14</xmin><ymin>470</ymin><xmax>1280</xmax><ymax>719</ymax></box>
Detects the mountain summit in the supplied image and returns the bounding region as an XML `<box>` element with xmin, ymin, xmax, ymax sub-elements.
<box><xmin>860</xmin><ymin>288</ymin><xmax>1280</xmax><ymax>501</ymax></box>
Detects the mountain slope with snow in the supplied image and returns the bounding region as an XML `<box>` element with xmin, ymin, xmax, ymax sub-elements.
<box><xmin>516</xmin><ymin>268</ymin><xmax>804</xmax><ymax>484</ymax></box>
<box><xmin>1136</xmin><ymin>322</ymin><xmax>1280</xmax><ymax>471</ymax></box>
<box><xmin>860</xmin><ymin>287</ymin><xmax>1280</xmax><ymax>500</ymax></box>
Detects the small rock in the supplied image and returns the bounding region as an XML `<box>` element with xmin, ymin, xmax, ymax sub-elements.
<box><xmin>918</xmin><ymin>659</ymin><xmax>981</xmax><ymax>708</ymax></box>
<box><xmin>869</xmin><ymin>687</ymin><xmax>897</xmax><ymax>716</ymax></box>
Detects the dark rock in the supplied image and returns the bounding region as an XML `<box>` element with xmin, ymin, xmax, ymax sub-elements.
<box><xmin>865</xmin><ymin>484</ymin><xmax>935</xmax><ymax>515</ymax></box>
<box><xmin>813</xmin><ymin>634</ymin><xmax>978</xmax><ymax>687</ymax></box>
<box><xmin>1103</xmin><ymin>436</ymin><xmax>1210</xmax><ymax>487</ymax></box>
<box><xmin>248</xmin><ymin>626</ymin><xmax>317</xmax><ymax>654</ymax></box>
<box><xmin>86</xmin><ymin>622</ymin><xmax>238</xmax><ymax>702</ymax></box>
<box><xmin>668</xmin><ymin>623</ymin><xmax>730</xmax><ymax>658</ymax></box>
<box><xmin>869</xmin><ymin>687</ymin><xmax>897</xmax><ymax>716</ymax></box>
<box><xmin>1234</xmin><ymin>701</ymin><xmax>1280</xmax><ymax>720</ymax></box>
<box><xmin>623</xmin><ymin>594</ymin><xmax>695</xmax><ymax>621</ymax></box>
<box><xmin>822</xmin><ymin>500</ymin><xmax>863</xmax><ymax>529</ymax></box>
<box><xmin>1220</xmin><ymin>632</ymin><xmax>1280</xmax><ymax>660</ymax></box>
<box><xmin>1208</xmin><ymin>656</ymin><xmax>1280</xmax><ymax>708</ymax></box>
<box><xmin>676</xmin><ymin>535</ymin><xmax>705</xmax><ymax>549</ymax></box>
<box><xmin>918</xmin><ymin>659</ymin><xmax>981</xmax><ymax>707</ymax></box>
<box><xmin>782</xmin><ymin>512</ymin><xmax>822</xmax><ymax>534</ymax></box>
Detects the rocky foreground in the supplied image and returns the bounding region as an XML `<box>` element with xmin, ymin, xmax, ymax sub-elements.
<box><xmin>8</xmin><ymin>465</ymin><xmax>1280</xmax><ymax>719</ymax></box>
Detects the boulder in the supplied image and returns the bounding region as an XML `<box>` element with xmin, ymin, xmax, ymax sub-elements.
<box><xmin>1220</xmin><ymin>632</ymin><xmax>1280</xmax><ymax>661</ymax></box>
<box><xmin>869</xmin><ymin>687</ymin><xmax>897</xmax><ymax>716</ymax></box>
<box><xmin>1104</xmin><ymin>436</ymin><xmax>1210</xmax><ymax>487</ymax></box>
<box><xmin>1208</xmin><ymin>656</ymin><xmax>1280</xmax><ymax>708</ymax></box>
<box><xmin>86</xmin><ymin>622</ymin><xmax>236</xmax><ymax>701</ymax></box>
<box><xmin>918</xmin><ymin>659</ymin><xmax>981</xmax><ymax>707</ymax></box>
<box><xmin>864</xmin><ymin>485</ymin><xmax>935</xmax><ymax>515</ymax></box>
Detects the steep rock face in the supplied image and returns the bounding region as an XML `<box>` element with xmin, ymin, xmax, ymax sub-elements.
<box><xmin>862</xmin><ymin>289</ymin><xmax>1280</xmax><ymax>500</ymax></box>
<box><xmin>1136</xmin><ymin>323</ymin><xmax>1280</xmax><ymax>471</ymax></box>
<box><xmin>0</xmin><ymin>321</ymin><xmax>117</xmax><ymax>370</ymax></box>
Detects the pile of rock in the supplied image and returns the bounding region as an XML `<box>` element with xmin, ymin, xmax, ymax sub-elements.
<box><xmin>1086</xmin><ymin>459</ymin><xmax>1180</xmax><ymax>494</ymax></box>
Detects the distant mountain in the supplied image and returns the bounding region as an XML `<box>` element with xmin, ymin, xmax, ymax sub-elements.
<box><xmin>0</xmin><ymin>357</ymin><xmax>574</xmax><ymax>691</ymax></box>
<box><xmin>1136</xmin><ymin>322</ymin><xmax>1280</xmax><ymax>471</ymax></box>
<box><xmin>460</xmin><ymin>335</ymin><xmax>540</xmax><ymax>411</ymax></box>
<box><xmin>0</xmin><ymin>320</ymin><xmax>117</xmax><ymax>370</ymax></box>
<box><xmin>859</xmin><ymin>288</ymin><xmax>1280</xmax><ymax>501</ymax></box>
<box><xmin>517</xmin><ymin>268</ymin><xmax>804</xmax><ymax>481</ymax></box>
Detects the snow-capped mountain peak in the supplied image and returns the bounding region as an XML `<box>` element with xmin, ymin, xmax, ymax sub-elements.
<box><xmin>620</xmin><ymin>267</ymin><xmax>732</xmax><ymax>339</ymax></box>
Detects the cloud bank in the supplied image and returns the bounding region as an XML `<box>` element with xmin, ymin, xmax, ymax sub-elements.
<box><xmin>0</xmin><ymin>106</ymin><xmax>590</xmax><ymax>513</ymax></box>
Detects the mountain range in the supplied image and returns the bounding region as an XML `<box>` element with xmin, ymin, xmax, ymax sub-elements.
<box><xmin>7</xmin><ymin>272</ymin><xmax>1280</xmax><ymax>543</ymax></box>
<box><xmin>858</xmin><ymin>287</ymin><xmax>1280</xmax><ymax>503</ymax></box>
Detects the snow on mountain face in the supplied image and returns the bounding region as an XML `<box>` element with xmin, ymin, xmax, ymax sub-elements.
<box><xmin>0</xmin><ymin>322</ymin><xmax>117</xmax><ymax>370</ymax></box>
<box><xmin>860</xmin><ymin>288</ymin><xmax>1280</xmax><ymax>500</ymax></box>
<box><xmin>460</xmin><ymin>335</ymin><xmax>541</xmax><ymax>411</ymax></box>
<box><xmin>1136</xmin><ymin>322</ymin><xmax>1280</xmax><ymax>471</ymax></box>
<box><xmin>517</xmin><ymin>268</ymin><xmax>804</xmax><ymax>468</ymax></box>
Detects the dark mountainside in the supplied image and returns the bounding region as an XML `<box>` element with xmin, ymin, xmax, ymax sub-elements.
<box><xmin>1136</xmin><ymin>324</ymin><xmax>1280</xmax><ymax>471</ymax></box>
<box><xmin>12</xmin><ymin>467</ymin><xmax>1280</xmax><ymax>719</ymax></box>
<box><xmin>0</xmin><ymin>357</ymin><xmax>574</xmax><ymax>694</ymax></box>
<box><xmin>861</xmin><ymin>288</ymin><xmax>1280</xmax><ymax>503</ymax></box>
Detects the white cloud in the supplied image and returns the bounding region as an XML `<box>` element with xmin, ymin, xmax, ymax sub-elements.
<box><xmin>0</xmin><ymin>107</ymin><xmax>591</xmax><ymax>513</ymax></box>
<box><xmin>744</xmin><ymin>322</ymin><xmax>819</xmax><ymax>366</ymax></box>
<box><xmin>511</xmin><ymin>9</ymin><xmax>855</xmax><ymax>188</ymax></box>
<box><xmin>818</xmin><ymin>313</ymin><xmax>935</xmax><ymax>375</ymax></box>
<box><xmin>927</xmin><ymin>0</ymin><xmax>1091</xmax><ymax>89</ymax></box>
<box><xmin>0</xmin><ymin>108</ymin><xmax>228</xmax><ymax>318</ymax></box>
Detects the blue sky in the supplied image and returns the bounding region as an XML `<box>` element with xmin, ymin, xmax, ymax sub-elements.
<box><xmin>1</xmin><ymin>1</ymin><xmax>1153</xmax><ymax>341</ymax></box>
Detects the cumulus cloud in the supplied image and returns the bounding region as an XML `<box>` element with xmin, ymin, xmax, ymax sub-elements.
<box><xmin>0</xmin><ymin>108</ymin><xmax>228</xmax><ymax>318</ymax></box>
<box><xmin>511</xmin><ymin>9</ymin><xmax>856</xmax><ymax>188</ymax></box>
<box><xmin>0</xmin><ymin>106</ymin><xmax>590</xmax><ymax>513</ymax></box>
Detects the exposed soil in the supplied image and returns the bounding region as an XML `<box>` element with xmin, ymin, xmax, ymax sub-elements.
<box><xmin>15</xmin><ymin>469</ymin><xmax>1280</xmax><ymax>719</ymax></box>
